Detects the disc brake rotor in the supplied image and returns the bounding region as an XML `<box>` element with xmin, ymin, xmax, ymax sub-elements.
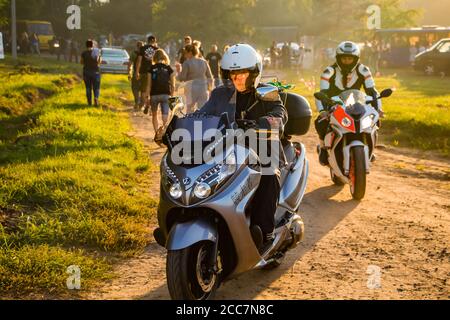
<box><xmin>195</xmin><ymin>245</ymin><xmax>216</xmax><ymax>293</ymax></box>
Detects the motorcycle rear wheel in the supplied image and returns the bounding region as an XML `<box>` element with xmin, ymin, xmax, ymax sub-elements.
<box><xmin>349</xmin><ymin>146</ymin><xmax>366</xmax><ymax>200</ymax></box>
<box><xmin>167</xmin><ymin>241</ymin><xmax>219</xmax><ymax>300</ymax></box>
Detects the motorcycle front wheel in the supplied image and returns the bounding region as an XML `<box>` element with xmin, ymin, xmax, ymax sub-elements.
<box><xmin>167</xmin><ymin>241</ymin><xmax>219</xmax><ymax>300</ymax></box>
<box><xmin>349</xmin><ymin>146</ymin><xmax>366</xmax><ymax>200</ymax></box>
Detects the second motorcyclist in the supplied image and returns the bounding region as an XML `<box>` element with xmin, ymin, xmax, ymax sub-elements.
<box><xmin>315</xmin><ymin>41</ymin><xmax>383</xmax><ymax>165</ymax></box>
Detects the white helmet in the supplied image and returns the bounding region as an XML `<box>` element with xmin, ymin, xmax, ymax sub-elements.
<box><xmin>335</xmin><ymin>41</ymin><xmax>361</xmax><ymax>73</ymax></box>
<box><xmin>220</xmin><ymin>44</ymin><xmax>263</xmax><ymax>89</ymax></box>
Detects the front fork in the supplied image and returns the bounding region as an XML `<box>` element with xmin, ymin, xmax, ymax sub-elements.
<box><xmin>342</xmin><ymin>136</ymin><xmax>371</xmax><ymax>175</ymax></box>
<box><xmin>207</xmin><ymin>218</ymin><xmax>221</xmax><ymax>275</ymax></box>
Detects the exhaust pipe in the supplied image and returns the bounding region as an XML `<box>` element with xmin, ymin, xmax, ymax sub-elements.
<box><xmin>289</xmin><ymin>216</ymin><xmax>305</xmax><ymax>249</ymax></box>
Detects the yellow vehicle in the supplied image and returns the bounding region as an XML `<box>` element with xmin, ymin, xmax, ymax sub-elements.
<box><xmin>17</xmin><ymin>20</ymin><xmax>55</xmax><ymax>50</ymax></box>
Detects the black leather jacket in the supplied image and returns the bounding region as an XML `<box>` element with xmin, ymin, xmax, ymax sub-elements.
<box><xmin>197</xmin><ymin>84</ymin><xmax>288</xmax><ymax>174</ymax></box>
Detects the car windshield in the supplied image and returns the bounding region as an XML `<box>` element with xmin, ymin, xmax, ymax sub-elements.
<box><xmin>28</xmin><ymin>23</ymin><xmax>53</xmax><ymax>36</ymax></box>
<box><xmin>102</xmin><ymin>50</ymin><xmax>128</xmax><ymax>58</ymax></box>
<box><xmin>338</xmin><ymin>90</ymin><xmax>366</xmax><ymax>107</ymax></box>
<box><xmin>428</xmin><ymin>39</ymin><xmax>449</xmax><ymax>52</ymax></box>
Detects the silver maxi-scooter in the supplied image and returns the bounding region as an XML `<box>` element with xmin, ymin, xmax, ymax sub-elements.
<box><xmin>153</xmin><ymin>83</ymin><xmax>312</xmax><ymax>300</ymax></box>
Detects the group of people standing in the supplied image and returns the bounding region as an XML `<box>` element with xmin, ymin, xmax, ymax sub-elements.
<box><xmin>50</xmin><ymin>37</ymin><xmax>81</xmax><ymax>63</ymax></box>
<box><xmin>17</xmin><ymin>32</ymin><xmax>40</xmax><ymax>55</ymax></box>
<box><xmin>127</xmin><ymin>35</ymin><xmax>226</xmax><ymax>134</ymax></box>
<box><xmin>79</xmin><ymin>33</ymin><xmax>225</xmax><ymax>135</ymax></box>
<box><xmin>269</xmin><ymin>40</ymin><xmax>307</xmax><ymax>70</ymax></box>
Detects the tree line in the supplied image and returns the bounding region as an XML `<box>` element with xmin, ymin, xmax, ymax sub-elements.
<box><xmin>0</xmin><ymin>0</ymin><xmax>421</xmax><ymax>45</ymax></box>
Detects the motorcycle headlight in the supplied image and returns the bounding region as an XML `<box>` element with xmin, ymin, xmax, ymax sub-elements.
<box><xmin>361</xmin><ymin>115</ymin><xmax>374</xmax><ymax>130</ymax></box>
<box><xmin>341</xmin><ymin>117</ymin><xmax>352</xmax><ymax>128</ymax></box>
<box><xmin>193</xmin><ymin>182</ymin><xmax>212</xmax><ymax>199</ymax></box>
<box><xmin>169</xmin><ymin>183</ymin><xmax>182</xmax><ymax>199</ymax></box>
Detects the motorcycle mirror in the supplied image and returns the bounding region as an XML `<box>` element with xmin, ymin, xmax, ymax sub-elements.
<box><xmin>168</xmin><ymin>96</ymin><xmax>181</xmax><ymax>111</ymax></box>
<box><xmin>256</xmin><ymin>85</ymin><xmax>279</xmax><ymax>101</ymax></box>
<box><xmin>314</xmin><ymin>92</ymin><xmax>326</xmax><ymax>101</ymax></box>
<box><xmin>380</xmin><ymin>89</ymin><xmax>393</xmax><ymax>98</ymax></box>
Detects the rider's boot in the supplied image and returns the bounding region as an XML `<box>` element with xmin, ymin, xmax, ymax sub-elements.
<box><xmin>317</xmin><ymin>140</ymin><xmax>329</xmax><ymax>166</ymax></box>
<box><xmin>259</xmin><ymin>232</ymin><xmax>275</xmax><ymax>255</ymax></box>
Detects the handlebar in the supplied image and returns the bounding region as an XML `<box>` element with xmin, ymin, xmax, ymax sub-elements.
<box><xmin>236</xmin><ymin>119</ymin><xmax>258</xmax><ymax>130</ymax></box>
<box><xmin>315</xmin><ymin>88</ymin><xmax>393</xmax><ymax>111</ymax></box>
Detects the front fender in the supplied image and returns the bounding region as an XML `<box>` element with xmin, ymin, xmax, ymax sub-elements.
<box><xmin>166</xmin><ymin>218</ymin><xmax>218</xmax><ymax>251</ymax></box>
<box><xmin>343</xmin><ymin>141</ymin><xmax>370</xmax><ymax>174</ymax></box>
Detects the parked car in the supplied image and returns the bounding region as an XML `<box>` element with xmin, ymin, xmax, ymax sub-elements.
<box><xmin>414</xmin><ymin>38</ymin><xmax>450</xmax><ymax>76</ymax></box>
<box><xmin>100</xmin><ymin>47</ymin><xmax>130</xmax><ymax>74</ymax></box>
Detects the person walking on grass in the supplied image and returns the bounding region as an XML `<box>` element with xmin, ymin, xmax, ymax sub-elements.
<box><xmin>129</xmin><ymin>41</ymin><xmax>144</xmax><ymax>112</ymax></box>
<box><xmin>30</xmin><ymin>33</ymin><xmax>40</xmax><ymax>55</ymax></box>
<box><xmin>178</xmin><ymin>36</ymin><xmax>192</xmax><ymax>64</ymax></box>
<box><xmin>147</xmin><ymin>49</ymin><xmax>175</xmax><ymax>136</ymax></box>
<box><xmin>135</xmin><ymin>35</ymin><xmax>159</xmax><ymax>115</ymax></box>
<box><xmin>176</xmin><ymin>44</ymin><xmax>213</xmax><ymax>113</ymax></box>
<box><xmin>70</xmin><ymin>39</ymin><xmax>80</xmax><ymax>63</ymax></box>
<box><xmin>206</xmin><ymin>44</ymin><xmax>222</xmax><ymax>88</ymax></box>
<box><xmin>80</xmin><ymin>39</ymin><xmax>102</xmax><ymax>106</ymax></box>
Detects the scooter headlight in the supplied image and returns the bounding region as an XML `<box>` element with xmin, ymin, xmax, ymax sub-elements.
<box><xmin>169</xmin><ymin>183</ymin><xmax>183</xmax><ymax>199</ymax></box>
<box><xmin>192</xmin><ymin>151</ymin><xmax>237</xmax><ymax>201</ymax></box>
<box><xmin>361</xmin><ymin>115</ymin><xmax>374</xmax><ymax>130</ymax></box>
<box><xmin>193</xmin><ymin>182</ymin><xmax>212</xmax><ymax>199</ymax></box>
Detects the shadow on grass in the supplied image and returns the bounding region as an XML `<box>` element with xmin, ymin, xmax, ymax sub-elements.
<box><xmin>54</xmin><ymin>103</ymin><xmax>97</xmax><ymax>112</ymax></box>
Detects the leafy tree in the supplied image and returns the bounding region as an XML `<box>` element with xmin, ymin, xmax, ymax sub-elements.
<box><xmin>152</xmin><ymin>0</ymin><xmax>256</xmax><ymax>45</ymax></box>
<box><xmin>374</xmin><ymin>0</ymin><xmax>422</xmax><ymax>28</ymax></box>
<box><xmin>0</xmin><ymin>0</ymin><xmax>421</xmax><ymax>46</ymax></box>
<box><xmin>93</xmin><ymin>0</ymin><xmax>153</xmax><ymax>36</ymax></box>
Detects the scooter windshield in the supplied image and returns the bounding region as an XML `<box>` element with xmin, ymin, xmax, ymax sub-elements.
<box><xmin>168</xmin><ymin>113</ymin><xmax>232</xmax><ymax>166</ymax></box>
<box><xmin>172</xmin><ymin>114</ymin><xmax>228</xmax><ymax>140</ymax></box>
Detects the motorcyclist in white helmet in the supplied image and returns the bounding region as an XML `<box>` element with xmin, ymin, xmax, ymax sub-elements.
<box><xmin>315</xmin><ymin>41</ymin><xmax>383</xmax><ymax>166</ymax></box>
<box><xmin>197</xmin><ymin>44</ymin><xmax>288</xmax><ymax>253</ymax></box>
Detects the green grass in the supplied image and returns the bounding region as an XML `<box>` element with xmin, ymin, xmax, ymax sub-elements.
<box><xmin>0</xmin><ymin>56</ymin><xmax>158</xmax><ymax>296</ymax></box>
<box><xmin>375</xmin><ymin>70</ymin><xmax>450</xmax><ymax>156</ymax></box>
<box><xmin>281</xmin><ymin>68</ymin><xmax>450</xmax><ymax>157</ymax></box>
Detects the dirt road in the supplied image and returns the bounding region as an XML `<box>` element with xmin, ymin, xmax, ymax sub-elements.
<box><xmin>85</xmin><ymin>106</ymin><xmax>449</xmax><ymax>300</ymax></box>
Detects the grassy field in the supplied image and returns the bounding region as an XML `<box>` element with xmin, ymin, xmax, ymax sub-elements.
<box><xmin>0</xmin><ymin>56</ymin><xmax>158</xmax><ymax>297</ymax></box>
<box><xmin>280</xmin><ymin>68</ymin><xmax>450</xmax><ymax>157</ymax></box>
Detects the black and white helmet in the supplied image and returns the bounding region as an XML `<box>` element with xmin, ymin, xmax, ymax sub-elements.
<box><xmin>220</xmin><ymin>44</ymin><xmax>263</xmax><ymax>89</ymax></box>
<box><xmin>335</xmin><ymin>41</ymin><xmax>361</xmax><ymax>73</ymax></box>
